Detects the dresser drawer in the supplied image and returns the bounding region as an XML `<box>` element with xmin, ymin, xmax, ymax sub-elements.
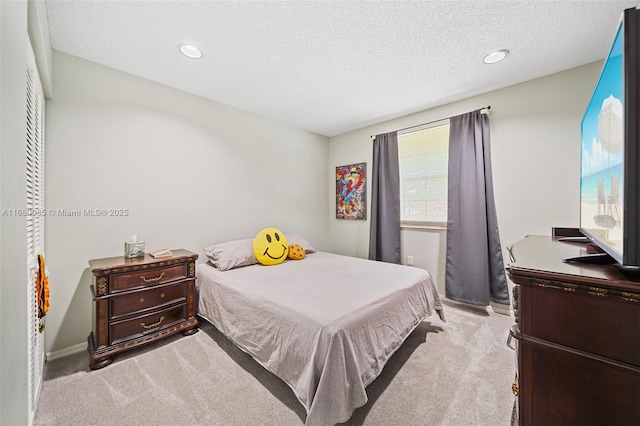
<box><xmin>521</xmin><ymin>285</ymin><xmax>640</xmax><ymax>366</ymax></box>
<box><xmin>110</xmin><ymin>282</ymin><xmax>187</xmax><ymax>319</ymax></box>
<box><xmin>110</xmin><ymin>264</ymin><xmax>186</xmax><ymax>293</ymax></box>
<box><xmin>522</xmin><ymin>338</ymin><xmax>640</xmax><ymax>425</ymax></box>
<box><xmin>110</xmin><ymin>303</ymin><xmax>186</xmax><ymax>345</ymax></box>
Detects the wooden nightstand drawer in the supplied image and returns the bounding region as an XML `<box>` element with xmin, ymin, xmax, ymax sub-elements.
<box><xmin>110</xmin><ymin>303</ymin><xmax>186</xmax><ymax>345</ymax></box>
<box><xmin>111</xmin><ymin>263</ymin><xmax>186</xmax><ymax>292</ymax></box>
<box><xmin>111</xmin><ymin>282</ymin><xmax>186</xmax><ymax>319</ymax></box>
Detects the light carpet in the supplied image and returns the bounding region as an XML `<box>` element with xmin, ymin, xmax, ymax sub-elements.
<box><xmin>35</xmin><ymin>300</ymin><xmax>515</xmax><ymax>425</ymax></box>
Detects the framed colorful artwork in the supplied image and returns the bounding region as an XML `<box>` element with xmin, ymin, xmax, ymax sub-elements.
<box><xmin>336</xmin><ymin>162</ymin><xmax>366</xmax><ymax>220</ymax></box>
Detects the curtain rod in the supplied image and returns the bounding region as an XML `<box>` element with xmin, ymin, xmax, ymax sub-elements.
<box><xmin>370</xmin><ymin>105</ymin><xmax>491</xmax><ymax>139</ymax></box>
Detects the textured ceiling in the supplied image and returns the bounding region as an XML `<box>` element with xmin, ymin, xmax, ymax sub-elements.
<box><xmin>46</xmin><ymin>0</ymin><xmax>638</xmax><ymax>137</ymax></box>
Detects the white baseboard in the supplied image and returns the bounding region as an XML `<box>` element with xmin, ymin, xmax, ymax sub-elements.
<box><xmin>490</xmin><ymin>301</ymin><xmax>512</xmax><ymax>316</ymax></box>
<box><xmin>46</xmin><ymin>342</ymin><xmax>86</xmax><ymax>361</ymax></box>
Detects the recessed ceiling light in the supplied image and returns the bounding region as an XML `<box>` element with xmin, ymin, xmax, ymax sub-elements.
<box><xmin>179</xmin><ymin>44</ymin><xmax>202</xmax><ymax>59</ymax></box>
<box><xmin>483</xmin><ymin>50</ymin><xmax>509</xmax><ymax>64</ymax></box>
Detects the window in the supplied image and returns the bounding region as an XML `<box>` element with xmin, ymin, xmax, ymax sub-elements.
<box><xmin>398</xmin><ymin>120</ymin><xmax>450</xmax><ymax>226</ymax></box>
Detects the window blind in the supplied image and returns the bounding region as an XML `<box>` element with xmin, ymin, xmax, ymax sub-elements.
<box><xmin>398</xmin><ymin>120</ymin><xmax>450</xmax><ymax>225</ymax></box>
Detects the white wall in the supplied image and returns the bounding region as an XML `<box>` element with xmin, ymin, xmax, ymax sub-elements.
<box><xmin>45</xmin><ymin>51</ymin><xmax>329</xmax><ymax>353</ymax></box>
<box><xmin>1</xmin><ymin>1</ymin><xmax>30</xmax><ymax>424</ymax></box>
<box><xmin>328</xmin><ymin>62</ymin><xmax>602</xmax><ymax>295</ymax></box>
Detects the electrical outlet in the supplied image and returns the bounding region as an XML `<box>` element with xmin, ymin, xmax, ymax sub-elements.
<box><xmin>407</xmin><ymin>255</ymin><xmax>413</xmax><ymax>266</ymax></box>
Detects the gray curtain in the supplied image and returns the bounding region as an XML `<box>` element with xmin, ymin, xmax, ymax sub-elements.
<box><xmin>445</xmin><ymin>110</ymin><xmax>510</xmax><ymax>306</ymax></box>
<box><xmin>369</xmin><ymin>132</ymin><xmax>401</xmax><ymax>264</ymax></box>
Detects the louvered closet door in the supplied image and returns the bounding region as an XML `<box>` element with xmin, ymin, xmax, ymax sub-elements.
<box><xmin>26</xmin><ymin>34</ymin><xmax>45</xmax><ymax>424</ymax></box>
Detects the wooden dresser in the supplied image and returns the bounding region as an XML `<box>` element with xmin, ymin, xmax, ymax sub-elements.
<box><xmin>507</xmin><ymin>235</ymin><xmax>640</xmax><ymax>425</ymax></box>
<box><xmin>88</xmin><ymin>249</ymin><xmax>199</xmax><ymax>369</ymax></box>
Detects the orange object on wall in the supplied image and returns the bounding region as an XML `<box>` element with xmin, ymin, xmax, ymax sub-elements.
<box><xmin>36</xmin><ymin>253</ymin><xmax>50</xmax><ymax>318</ymax></box>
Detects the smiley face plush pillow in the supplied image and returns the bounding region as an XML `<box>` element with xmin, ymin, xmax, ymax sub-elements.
<box><xmin>253</xmin><ymin>227</ymin><xmax>289</xmax><ymax>265</ymax></box>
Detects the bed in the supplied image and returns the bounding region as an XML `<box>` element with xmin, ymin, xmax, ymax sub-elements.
<box><xmin>196</xmin><ymin>247</ymin><xmax>444</xmax><ymax>426</ymax></box>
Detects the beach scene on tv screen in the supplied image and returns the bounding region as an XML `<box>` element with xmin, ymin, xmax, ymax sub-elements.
<box><xmin>580</xmin><ymin>25</ymin><xmax>623</xmax><ymax>254</ymax></box>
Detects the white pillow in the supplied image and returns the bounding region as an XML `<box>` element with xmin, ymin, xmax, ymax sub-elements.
<box><xmin>286</xmin><ymin>234</ymin><xmax>316</xmax><ymax>254</ymax></box>
<box><xmin>203</xmin><ymin>238</ymin><xmax>257</xmax><ymax>271</ymax></box>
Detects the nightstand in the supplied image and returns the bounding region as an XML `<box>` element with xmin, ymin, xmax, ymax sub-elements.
<box><xmin>88</xmin><ymin>249</ymin><xmax>199</xmax><ymax>369</ymax></box>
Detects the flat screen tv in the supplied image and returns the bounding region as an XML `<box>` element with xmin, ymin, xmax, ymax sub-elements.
<box><xmin>577</xmin><ymin>6</ymin><xmax>640</xmax><ymax>274</ymax></box>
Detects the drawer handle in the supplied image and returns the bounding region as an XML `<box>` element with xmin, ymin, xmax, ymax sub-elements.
<box><xmin>141</xmin><ymin>316</ymin><xmax>164</xmax><ymax>330</ymax></box>
<box><xmin>140</xmin><ymin>272</ymin><xmax>165</xmax><ymax>283</ymax></box>
<box><xmin>506</xmin><ymin>330</ymin><xmax>516</xmax><ymax>351</ymax></box>
<box><xmin>507</xmin><ymin>325</ymin><xmax>521</xmax><ymax>351</ymax></box>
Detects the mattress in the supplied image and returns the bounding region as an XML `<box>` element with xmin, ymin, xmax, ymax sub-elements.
<box><xmin>196</xmin><ymin>251</ymin><xmax>444</xmax><ymax>425</ymax></box>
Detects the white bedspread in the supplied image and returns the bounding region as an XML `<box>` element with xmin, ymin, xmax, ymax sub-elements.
<box><xmin>196</xmin><ymin>251</ymin><xmax>443</xmax><ymax>426</ymax></box>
